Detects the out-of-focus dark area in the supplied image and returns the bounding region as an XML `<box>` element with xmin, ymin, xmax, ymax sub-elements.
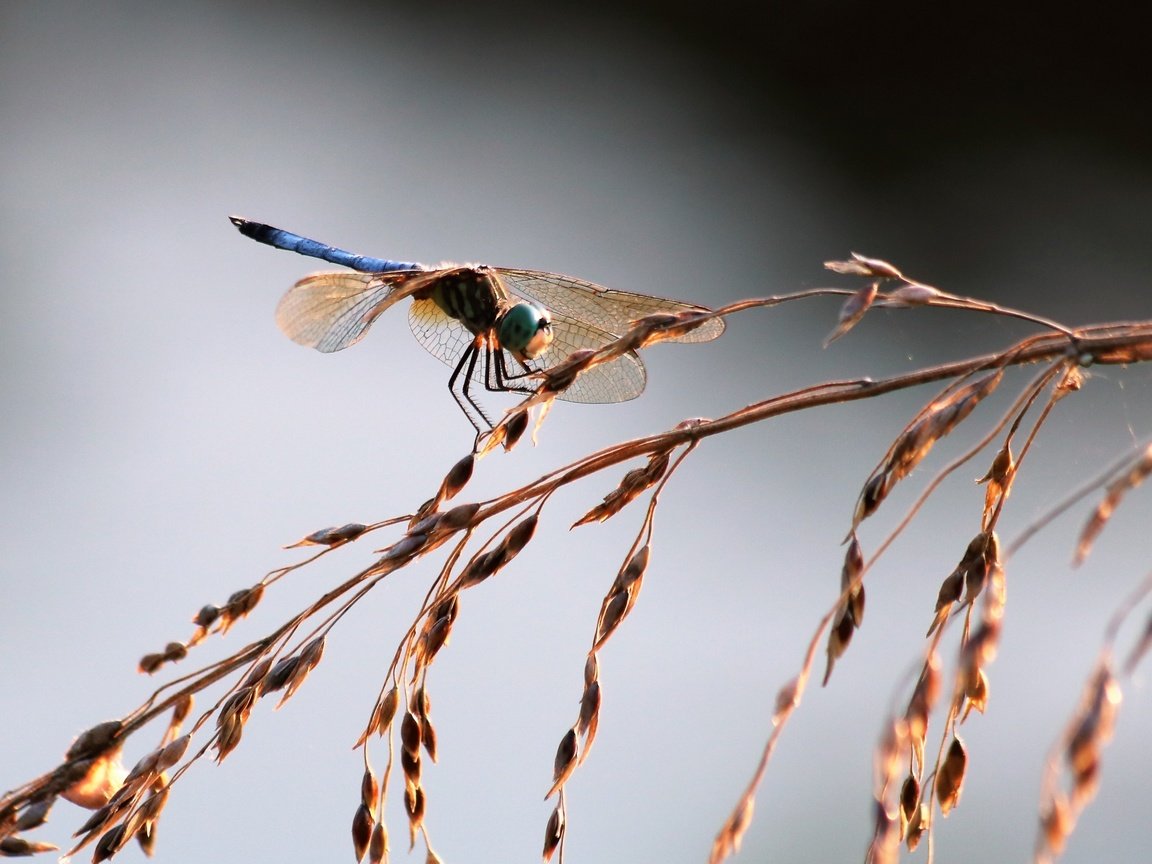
<box><xmin>2</xmin><ymin>2</ymin><xmax>1150</xmax><ymax>863</ymax></box>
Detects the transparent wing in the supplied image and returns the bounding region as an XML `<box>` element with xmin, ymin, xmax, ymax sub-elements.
<box><xmin>494</xmin><ymin>268</ymin><xmax>726</xmax><ymax>344</ymax></box>
<box><xmin>407</xmin><ymin>298</ymin><xmax>646</xmax><ymax>404</ymax></box>
<box><xmin>275</xmin><ymin>270</ymin><xmax>434</xmax><ymax>353</ymax></box>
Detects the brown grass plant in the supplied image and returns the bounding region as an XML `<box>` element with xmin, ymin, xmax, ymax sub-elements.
<box><xmin>5</xmin><ymin>254</ymin><xmax>1152</xmax><ymax>863</ymax></box>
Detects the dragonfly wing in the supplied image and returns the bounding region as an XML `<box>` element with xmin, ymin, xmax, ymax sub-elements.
<box><xmin>276</xmin><ymin>271</ymin><xmax>432</xmax><ymax>353</ymax></box>
<box><xmin>534</xmin><ymin>310</ymin><xmax>647</xmax><ymax>404</ymax></box>
<box><xmin>408</xmin><ymin>296</ymin><xmax>476</xmax><ymax>371</ymax></box>
<box><xmin>495</xmin><ymin>268</ymin><xmax>726</xmax><ymax>344</ymax></box>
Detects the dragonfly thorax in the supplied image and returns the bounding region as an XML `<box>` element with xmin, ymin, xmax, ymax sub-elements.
<box><xmin>498</xmin><ymin>302</ymin><xmax>554</xmax><ymax>361</ymax></box>
<box><xmin>429</xmin><ymin>268</ymin><xmax>505</xmax><ymax>334</ymax></box>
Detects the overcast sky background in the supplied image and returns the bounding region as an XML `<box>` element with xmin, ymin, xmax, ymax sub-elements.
<box><xmin>3</xmin><ymin>2</ymin><xmax>1152</xmax><ymax>862</ymax></box>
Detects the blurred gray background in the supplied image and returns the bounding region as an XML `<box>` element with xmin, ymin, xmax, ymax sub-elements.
<box><xmin>3</xmin><ymin>1</ymin><xmax>1151</xmax><ymax>861</ymax></box>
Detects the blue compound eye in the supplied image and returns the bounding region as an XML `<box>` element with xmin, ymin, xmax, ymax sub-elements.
<box><xmin>499</xmin><ymin>303</ymin><xmax>553</xmax><ymax>360</ymax></box>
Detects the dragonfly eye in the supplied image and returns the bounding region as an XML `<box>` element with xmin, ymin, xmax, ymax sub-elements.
<box><xmin>499</xmin><ymin>303</ymin><xmax>553</xmax><ymax>361</ymax></box>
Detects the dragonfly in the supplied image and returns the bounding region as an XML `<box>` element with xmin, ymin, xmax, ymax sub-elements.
<box><xmin>231</xmin><ymin>216</ymin><xmax>725</xmax><ymax>434</ymax></box>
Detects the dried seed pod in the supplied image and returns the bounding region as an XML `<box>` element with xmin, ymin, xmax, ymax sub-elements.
<box><xmin>1067</xmin><ymin>668</ymin><xmax>1121</xmax><ymax>796</ymax></box>
<box><xmin>852</xmin><ymin>471</ymin><xmax>890</xmax><ymax>528</ymax></box>
<box><xmin>421</xmin><ymin>717</ymin><xmax>438</xmax><ymax>763</ymax></box>
<box><xmin>213</xmin><ymin>714</ymin><xmax>243</xmax><ymax>763</ymax></box>
<box><xmin>458</xmin><ymin>548</ymin><xmax>501</xmax><ymax>590</ymax></box>
<box><xmin>935</xmin><ymin>736</ymin><xmax>967</xmax><ymax>816</ymax></box>
<box><xmin>821</xmin><ymin>607</ymin><xmax>856</xmax><ymax>685</ymax></box>
<box><xmin>358</xmin><ymin>687</ymin><xmax>401</xmax><ymax>747</ymax></box>
<box><xmin>242</xmin><ymin>657</ymin><xmax>274</xmax><ymax>691</ymax></box>
<box><xmin>960</xmin><ymin>668</ymin><xmax>989</xmax><ymax>721</ymax></box>
<box><xmin>263</xmin><ymin>656</ymin><xmax>301</xmax><ymax>693</ymax></box>
<box><xmin>137</xmin><ymin>785</ymin><xmax>169</xmax><ymax>822</ymax></box>
<box><xmin>401</xmin><ymin>749</ymin><xmax>421</xmax><ymax>787</ymax></box>
<box><xmin>437</xmin><ymin>502</ymin><xmax>479</xmax><ymax>533</ymax></box>
<box><xmin>66</xmin><ymin>721</ymin><xmax>123</xmax><ymax>760</ymax></box>
<box><xmin>92</xmin><ymin>823</ymin><xmax>129</xmax><ymax>863</ymax></box>
<box><xmin>417</xmin><ymin>614</ymin><xmax>453</xmax><ymax>667</ymax></box>
<box><xmin>615</xmin><ymin>544</ymin><xmax>650</xmax><ymax>592</ymax></box>
<box><xmin>288</xmin><ymin>522</ymin><xmax>369</xmax><ymax>547</ymax></box>
<box><xmin>584</xmin><ymin>653</ymin><xmax>599</xmax><ymax>687</ymax></box>
<box><xmin>135</xmin><ymin>819</ymin><xmax>157</xmax><ymax>857</ymax></box>
<box><xmin>379</xmin><ymin>688</ymin><xmax>400</xmax><ymax>733</ymax></box>
<box><xmin>977</xmin><ymin>443</ymin><xmax>1014</xmax><ymax>525</ymax></box>
<box><xmin>824</xmin><ymin>281</ymin><xmax>878</xmax><ymax>346</ymax></box>
<box><xmin>542</xmin><ymin>802</ymin><xmax>565</xmax><ymax>861</ymax></box>
<box><xmin>122</xmin><ymin>749</ymin><xmax>161</xmax><ymax>786</ymax></box>
<box><xmin>1076</xmin><ymin>442</ymin><xmax>1152</xmax><ymax>566</ymax></box>
<box><xmin>0</xmin><ymin>837</ymin><xmax>59</xmax><ymax>855</ymax></box>
<box><xmin>899</xmin><ymin>774</ymin><xmax>919</xmax><ymax>832</ymax></box>
<box><xmin>905</xmin><ymin>802</ymin><xmax>929</xmax><ymax>851</ymax></box>
<box><xmin>380</xmin><ymin>532</ymin><xmax>428</xmax><ymax>564</ymax></box>
<box><xmin>138</xmin><ymin>652</ymin><xmax>165</xmax><ymax>675</ymax></box>
<box><xmin>546</xmin><ymin>728</ymin><xmax>579</xmax><ymax>799</ymax></box>
<box><xmin>578</xmin><ymin>681</ymin><xmax>601</xmax><ymax>737</ymax></box>
<box><xmin>14</xmin><ymin>799</ymin><xmax>52</xmax><ymax>832</ymax></box>
<box><xmin>352</xmin><ymin>802</ymin><xmax>374</xmax><ymax>863</ymax></box>
<box><xmin>226</xmin><ymin>584</ymin><xmax>264</xmax><ymax>619</ymax></box>
<box><xmin>593</xmin><ymin>590</ymin><xmax>630</xmax><ymax>650</ymax></box>
<box><xmin>825</xmin><ymin>253</ymin><xmax>905</xmax><ymax>279</ymax></box>
<box><xmin>410</xmin><ymin>686</ymin><xmax>430</xmax><ymax>719</ymax></box>
<box><xmin>368</xmin><ymin>821</ymin><xmax>389</xmax><ymax>864</ymax></box>
<box><xmin>541</xmin><ymin>349</ymin><xmax>596</xmax><ymax>395</ymax></box>
<box><xmin>438</xmin><ymin>453</ymin><xmax>475</xmax><ymax>503</ymax></box>
<box><xmin>170</xmin><ymin>694</ymin><xmax>193</xmax><ymax>729</ymax></box>
<box><xmin>841</xmin><ymin>535</ymin><xmax>866</xmax><ymax>626</ymax></box>
<box><xmin>400</xmin><ymin>712</ymin><xmax>422</xmax><ymax>757</ymax></box>
<box><xmin>502</xmin><ymin>408</ymin><xmax>530</xmax><ymax>451</ymax></box>
<box><xmin>404</xmin><ymin>785</ymin><xmax>425</xmax><ymax>844</ymax></box>
<box><xmin>710</xmin><ymin>795</ymin><xmax>755</xmax><ymax>863</ymax></box>
<box><xmin>74</xmin><ymin>797</ymin><xmax>122</xmax><ymax>835</ymax></box>
<box><xmin>502</xmin><ymin>514</ymin><xmax>539</xmax><ymax>559</ymax></box>
<box><xmin>885</xmin><ymin>282</ymin><xmax>942</xmax><ymax>306</ymax></box>
<box><xmin>1039</xmin><ymin>793</ymin><xmax>1071</xmax><ymax>857</ymax></box>
<box><xmin>193</xmin><ymin>604</ymin><xmax>220</xmax><ymax>629</ymax></box>
<box><xmin>362</xmin><ymin>767</ymin><xmax>379</xmax><ymax>815</ymax></box>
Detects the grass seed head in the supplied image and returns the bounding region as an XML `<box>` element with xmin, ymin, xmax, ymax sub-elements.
<box><xmin>905</xmin><ymin>802</ymin><xmax>929</xmax><ymax>851</ymax></box>
<box><xmin>401</xmin><ymin>712</ymin><xmax>422</xmax><ymax>757</ymax></box>
<box><xmin>0</xmin><ymin>837</ymin><xmax>59</xmax><ymax>856</ymax></box>
<box><xmin>368</xmin><ymin>821</ymin><xmax>389</xmax><ymax>864</ymax></box>
<box><xmin>401</xmin><ymin>749</ymin><xmax>421</xmax><ymax>787</ymax></box>
<box><xmin>438</xmin><ymin>453</ymin><xmax>475</xmax><ymax>502</ymax></box>
<box><xmin>352</xmin><ymin>802</ymin><xmax>374</xmax><ymax>863</ymax></box>
<box><xmin>584</xmin><ymin>652</ymin><xmax>599</xmax><ymax>686</ymax></box>
<box><xmin>13</xmin><ymin>799</ymin><xmax>52</xmax><ymax>833</ymax></box>
<box><xmin>502</xmin><ymin>513</ymin><xmax>539</xmax><ymax>558</ymax></box>
<box><xmin>546</xmin><ymin>728</ymin><xmax>579</xmax><ymax>798</ymax></box>
<box><xmin>362</xmin><ymin>767</ymin><xmax>379</xmax><ymax>815</ymax></box>
<box><xmin>593</xmin><ymin>590</ymin><xmax>630</xmax><ymax>651</ymax></box>
<box><xmin>262</xmin><ymin>656</ymin><xmax>301</xmax><ymax>693</ymax></box>
<box><xmin>542</xmin><ymin>802</ymin><xmax>565</xmax><ymax>861</ymax></box>
<box><xmin>437</xmin><ymin>502</ymin><xmax>480</xmax><ymax>533</ymax></box>
<box><xmin>92</xmin><ymin>822</ymin><xmax>129</xmax><ymax>863</ymax></box>
<box><xmin>935</xmin><ymin>736</ymin><xmax>967</xmax><ymax>816</ymax></box>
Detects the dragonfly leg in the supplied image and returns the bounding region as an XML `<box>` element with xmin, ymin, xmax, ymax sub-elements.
<box><xmin>488</xmin><ymin>349</ymin><xmax>537</xmax><ymax>394</ymax></box>
<box><xmin>449</xmin><ymin>340</ymin><xmax>496</xmax><ymax>434</ymax></box>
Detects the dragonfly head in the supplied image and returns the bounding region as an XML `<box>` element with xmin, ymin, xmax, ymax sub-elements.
<box><xmin>499</xmin><ymin>302</ymin><xmax>553</xmax><ymax>361</ymax></box>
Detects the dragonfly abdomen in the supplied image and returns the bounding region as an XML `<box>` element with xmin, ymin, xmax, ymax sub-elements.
<box><xmin>229</xmin><ymin>217</ymin><xmax>423</xmax><ymax>274</ymax></box>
